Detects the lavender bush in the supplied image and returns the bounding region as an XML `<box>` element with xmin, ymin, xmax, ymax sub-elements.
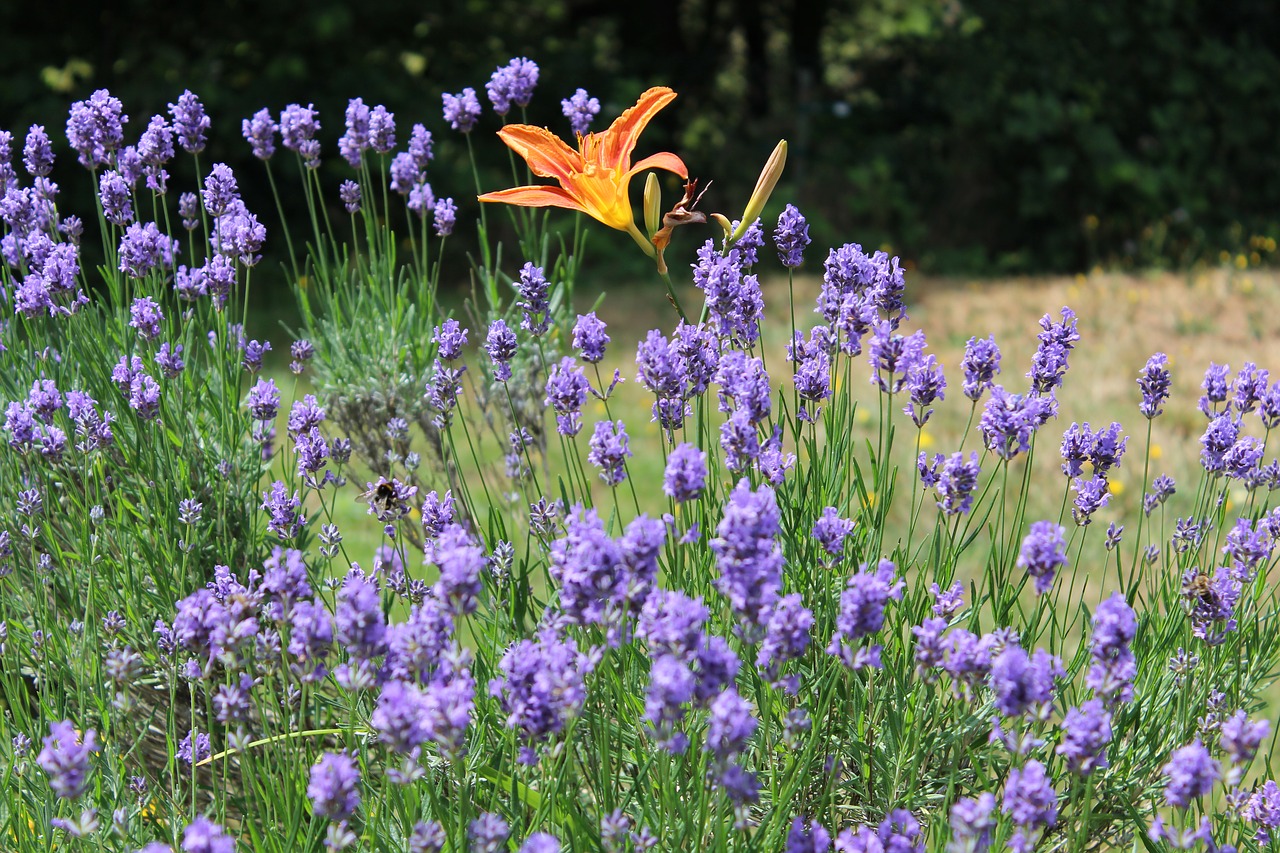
<box><xmin>2</xmin><ymin>64</ymin><xmax>1280</xmax><ymax>853</ymax></box>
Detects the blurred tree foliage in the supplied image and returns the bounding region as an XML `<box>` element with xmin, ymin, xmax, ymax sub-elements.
<box><xmin>2</xmin><ymin>0</ymin><xmax>1277</xmax><ymax>275</ymax></box>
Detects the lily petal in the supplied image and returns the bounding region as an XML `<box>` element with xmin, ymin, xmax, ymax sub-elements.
<box><xmin>494</xmin><ymin>125</ymin><xmax>583</xmax><ymax>182</ymax></box>
<box><xmin>600</xmin><ymin>87</ymin><xmax>678</xmax><ymax>173</ymax></box>
<box><xmin>627</xmin><ymin>151</ymin><xmax>689</xmax><ymax>181</ymax></box>
<box><xmin>477</xmin><ymin>185</ymin><xmax>590</xmax><ymax>215</ymax></box>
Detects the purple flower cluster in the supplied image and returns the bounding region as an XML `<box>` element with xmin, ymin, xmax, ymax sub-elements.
<box><xmin>962</xmin><ymin>335</ymin><xmax>1002</xmax><ymax>401</ymax></box>
<box><xmin>487</xmin><ymin>57</ymin><xmax>540</xmax><ymax>115</ymax></box>
<box><xmin>561</xmin><ymin>88</ymin><xmax>600</xmax><ymax>135</ymax></box>
<box><xmin>489</xmin><ymin>627</ymin><xmax>596</xmax><ymax>764</ymax></box>
<box><xmin>442</xmin><ymin>88</ymin><xmax>482</xmax><ymax>132</ymax></box>
<box><xmin>1085</xmin><ymin>592</ymin><xmax>1137</xmax><ymax>706</ymax></box>
<box><xmin>1016</xmin><ymin>521</ymin><xmax>1066</xmax><ymax>595</ymax></box>
<box><xmin>827</xmin><ymin>559</ymin><xmax>904</xmax><ymax>669</ymax></box>
<box><xmin>979</xmin><ymin>386</ymin><xmax>1050</xmax><ymax>460</ymax></box>
<box><xmin>774</xmin><ymin>204</ymin><xmax>810</xmax><ymax>268</ymax></box>
<box><xmin>588</xmin><ymin>420</ymin><xmax>632</xmax><ymax>485</ymax></box>
<box><xmin>788</xmin><ymin>326</ymin><xmax>832</xmax><ymax>421</ymax></box>
<box><xmin>38</xmin><ymin>720</ymin><xmax>97</xmax><ymax>798</ymax></box>
<box><xmin>710</xmin><ymin>480</ymin><xmax>785</xmax><ymax>637</ymax></box>
<box><xmin>818</xmin><ymin>243</ymin><xmax>905</xmax><ymax>351</ymax></box>
<box><xmin>693</xmin><ymin>239</ymin><xmax>763</xmax><ymax>345</ymax></box>
<box><xmin>545</xmin><ymin>357</ymin><xmax>590</xmax><ymax>436</ymax></box>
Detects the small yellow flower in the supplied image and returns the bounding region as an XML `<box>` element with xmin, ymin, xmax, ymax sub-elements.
<box><xmin>918</xmin><ymin>430</ymin><xmax>935</xmax><ymax>449</ymax></box>
<box><xmin>1108</xmin><ymin>480</ymin><xmax>1124</xmax><ymax>496</ymax></box>
<box><xmin>1235</xmin><ymin>253</ymin><xmax>1248</xmax><ymax>270</ymax></box>
<box><xmin>1150</xmin><ymin>444</ymin><xmax>1163</xmax><ymax>460</ymax></box>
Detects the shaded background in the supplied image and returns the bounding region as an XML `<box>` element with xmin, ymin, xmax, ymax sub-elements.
<box><xmin>3</xmin><ymin>0</ymin><xmax>1279</xmax><ymax>277</ymax></box>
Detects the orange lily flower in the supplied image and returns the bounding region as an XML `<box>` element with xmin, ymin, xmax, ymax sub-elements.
<box><xmin>478</xmin><ymin>86</ymin><xmax>688</xmax><ymax>257</ymax></box>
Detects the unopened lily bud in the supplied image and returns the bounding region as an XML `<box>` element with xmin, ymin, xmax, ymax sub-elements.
<box><xmin>644</xmin><ymin>173</ymin><xmax>662</xmax><ymax>238</ymax></box>
<box><xmin>710</xmin><ymin>213</ymin><xmax>733</xmax><ymax>241</ymax></box>
<box><xmin>730</xmin><ymin>139</ymin><xmax>787</xmax><ymax>244</ymax></box>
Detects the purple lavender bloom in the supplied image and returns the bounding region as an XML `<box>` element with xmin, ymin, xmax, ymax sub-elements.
<box><xmin>1134</xmin><ymin>351</ymin><xmax>1172</xmax><ymax>418</ymax></box>
<box><xmin>390</xmin><ymin>152</ymin><xmax>421</xmax><ymax>194</ymax></box>
<box><xmin>241</xmin><ymin>108</ymin><xmax>277</xmax><ymax>160</ymax></box>
<box><xmin>1086</xmin><ymin>592</ymin><xmax>1137</xmax><ymax>706</ymax></box>
<box><xmin>201</xmin><ymin>163</ymin><xmax>238</xmax><ymax>216</ymax></box>
<box><xmin>1245</xmin><ymin>781</ymin><xmax>1280</xmax><ymax>844</ymax></box>
<box><xmin>865</xmin><ymin>322</ymin><xmax>926</xmax><ymax>391</ymax></box>
<box><xmin>431</xmin><ymin>524</ymin><xmax>485</xmax><ymax>616</ymax></box>
<box><xmin>119</xmin><ymin>222</ymin><xmax>177</xmax><ymax>278</ymax></box>
<box><xmin>1028</xmin><ymin>306</ymin><xmax>1078</xmax><ymax>394</ymax></box>
<box><xmin>693</xmin><ymin>238</ymin><xmax>761</xmax><ymax>344</ymax></box>
<box><xmin>663</xmin><ymin>443</ymin><xmax>707</xmax><ymax>502</ymax></box>
<box><xmin>1017</xmin><ymin>521</ymin><xmax>1066</xmax><ymax>595</ymax></box>
<box><xmin>338</xmin><ymin>98</ymin><xmax>371</xmax><ymax>167</ymax></box>
<box><xmin>1234</xmin><ymin>361</ymin><xmax>1269</xmax><ymax>415</ymax></box>
<box><xmin>1103</xmin><ymin>522</ymin><xmax>1123</xmax><ymax>550</ymax></box>
<box><xmin>786</xmin><ymin>818</ymin><xmax>830</xmax><ymax>853</ymax></box>
<box><xmin>177</xmin><ymin>730</ymin><xmax>211</xmax><ymax>766</ymax></box>
<box><xmin>561</xmin><ymin>88</ymin><xmax>600</xmax><ymax>135</ymax></box>
<box><xmin>827</xmin><ymin>559</ymin><xmax>905</xmax><ymax>669</ymax></box>
<box><xmin>23</xmin><ymin>124</ymin><xmax>53</xmax><ymax>176</ymax></box>
<box><xmin>484</xmin><ymin>319</ymin><xmax>518</xmax><ymax>381</ymax></box>
<box><xmin>489</xmin><ymin>627</ymin><xmax>595</xmax><ymax>763</ymax></box>
<box><xmin>261</xmin><ymin>480</ymin><xmax>304</xmax><ymax>540</ymax></box>
<box><xmin>178</xmin><ymin>191</ymin><xmax>200</xmax><ymax>230</ymax></box>
<box><xmin>644</xmin><ymin>654</ymin><xmax>695</xmax><ymax>753</ymax></box>
<box><xmin>211</xmin><ymin>201</ymin><xmax>266</xmax><ymax>266</ymax></box>
<box><xmin>409</xmin><ymin>123</ymin><xmax>434</xmax><ymax>168</ymax></box>
<box><xmin>129</xmin><ymin>296</ymin><xmax>164</xmax><ymax>340</ymax></box>
<box><xmin>1220</xmin><ymin>710</ymin><xmax>1269</xmax><ymax>771</ymax></box>
<box><xmin>588</xmin><ymin>420</ymin><xmax>631</xmax><ymax>485</ymax></box>
<box><xmin>442</xmin><ymin>88</ymin><xmax>482</xmax><ymax>132</ymax></box>
<box><xmin>138</xmin><ymin>115</ymin><xmax>174</xmax><ymax>167</ymax></box>
<box><xmin>99</xmin><ymin>170</ymin><xmax>134</xmax><ymax>225</ymax></box>
<box><xmin>1224</xmin><ymin>435</ymin><xmax>1265</xmax><ymax>480</ymax></box>
<box><xmin>1090</xmin><ymin>421</ymin><xmax>1127</xmax><ymax>475</ymax></box>
<box><xmin>905</xmin><ymin>353</ymin><xmax>946</xmax><ymax>426</ymax></box>
<box><xmin>407</xmin><ymin>180</ymin><xmax>435</xmax><ymax>218</ymax></box>
<box><xmin>572</xmin><ymin>312</ymin><xmax>610</xmax><ymax>363</ymax></box>
<box><xmin>1224</xmin><ymin>517</ymin><xmax>1272</xmax><ymax>581</ymax></box>
<box><xmin>513</xmin><ymin>262</ymin><xmax>552</xmax><ymax>334</ymax></box>
<box><xmin>339</xmin><ymin>180</ymin><xmax>361</xmax><ymax>213</ymax></box>
<box><xmin>637</xmin><ymin>329</ymin><xmax>687</xmax><ymax>430</ymax></box>
<box><xmin>936</xmin><ymin>452</ymin><xmax>981</xmax><ymax>515</ymax></box>
<box><xmin>290</xmin><ymin>339</ymin><xmax>314</xmax><ymax>375</ymax></box>
<box><xmin>487</xmin><ymin>57</ymin><xmax>540</xmax><ymax>115</ymax></box>
<box><xmin>1002</xmin><ymin>760</ymin><xmax>1057</xmax><ymax>853</ymax></box>
<box><xmin>788</xmin><ymin>326</ymin><xmax>832</xmax><ymax>420</ymax></box>
<box><xmin>716</xmin><ymin>349</ymin><xmax>771</xmax><ymax>423</ymax></box>
<box><xmin>38</xmin><ymin>720</ymin><xmax>97</xmax><ymax>798</ymax></box>
<box><xmin>181</xmin><ymin>815</ymin><xmax>235</xmax><ymax>853</ymax></box>
<box><xmin>990</xmin><ymin>645</ymin><xmax>1063</xmax><ymax>719</ymax></box>
<box><xmin>812</xmin><ymin>507</ymin><xmax>854</xmax><ymax>559</ymax></box>
<box><xmin>308</xmin><ymin>752</ymin><xmax>360</xmax><ymax>820</ymax></box>
<box><xmin>469</xmin><ymin>813</ymin><xmax>509</xmax><ymax>853</ymax></box>
<box><xmin>1060</xmin><ymin>422</ymin><xmax>1092</xmax><ymax>478</ymax></box>
<box><xmin>711</xmin><ymin>480</ymin><xmax>785</xmax><ymax>636</ymax></box>
<box><xmin>1200</xmin><ymin>362</ymin><xmax>1232</xmax><ymax>416</ymax></box>
<box><xmin>1200</xmin><ymin>414</ymin><xmax>1239</xmax><ymax>473</ymax></box>
<box><xmin>280</xmin><ymin>103</ymin><xmax>321</xmax><ymax>165</ymax></box>
<box><xmin>545</xmin><ymin>357</ymin><xmax>590</xmax><ymax>436</ymax></box>
<box><xmin>773</xmin><ymin>204</ymin><xmax>810</xmax><ymax>268</ymax></box>
<box><xmin>168</xmin><ymin>90</ymin><xmax>209</xmax><ymax>154</ymax></box>
<box><xmin>638</xmin><ymin>590</ymin><xmax>708</xmax><ymax>658</ymax></box>
<box><xmin>433</xmin><ymin>318</ymin><xmax>468</xmax><ymax>361</ymax></box>
<box><xmin>1056</xmin><ymin>699</ymin><xmax>1112</xmax><ymax>775</ymax></box>
<box><xmin>705</xmin><ymin>689</ymin><xmax>757</xmax><ymax>764</ymax></box>
<box><xmin>241</xmin><ymin>338</ymin><xmax>271</xmax><ymax>373</ymax></box>
<box><xmin>962</xmin><ymin>335</ymin><xmax>1002</xmax><ymax>401</ymax></box>
<box><xmin>66</xmin><ymin>89</ymin><xmax>128</xmax><ymax>169</ymax></box>
<box><xmin>948</xmin><ymin>793</ymin><xmax>996</xmax><ymax>853</ymax></box>
<box><xmin>979</xmin><ymin>386</ymin><xmax>1048</xmax><ymax>460</ymax></box>
<box><xmin>369</xmin><ymin>105</ymin><xmax>396</xmax><ymax>154</ymax></box>
<box><xmin>382</xmin><ymin>599</ymin><xmax>452</xmax><ymax>684</ymax></box>
<box><xmin>1162</xmin><ymin>741</ymin><xmax>1219</xmax><ymax>808</ymax></box>
<box><xmin>335</xmin><ymin>571</ymin><xmax>387</xmax><ymax>660</ymax></box>
<box><xmin>433</xmin><ymin>197</ymin><xmax>456</xmax><ymax>237</ymax></box>
<box><xmin>518</xmin><ymin>833</ymin><xmax>560</xmax><ymax>853</ymax></box>
<box><xmin>756</xmin><ymin>594</ymin><xmax>813</xmax><ymax>691</ymax></box>
<box><xmin>372</xmin><ymin>680</ymin><xmax>430</xmax><ymax>753</ymax></box>
<box><xmin>1071</xmin><ymin>475</ymin><xmax>1111</xmax><ymax>526</ymax></box>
